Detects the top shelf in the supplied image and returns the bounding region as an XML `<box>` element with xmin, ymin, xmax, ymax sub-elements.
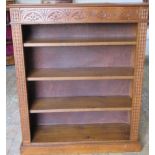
<box><xmin>24</xmin><ymin>39</ymin><xmax>136</xmax><ymax>47</ymax></box>
<box><xmin>22</xmin><ymin>23</ymin><xmax>137</xmax><ymax>47</ymax></box>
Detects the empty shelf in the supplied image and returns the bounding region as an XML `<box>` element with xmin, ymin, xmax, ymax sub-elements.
<box><xmin>24</xmin><ymin>39</ymin><xmax>136</xmax><ymax>47</ymax></box>
<box><xmin>30</xmin><ymin>96</ymin><xmax>131</xmax><ymax>113</ymax></box>
<box><xmin>27</xmin><ymin>67</ymin><xmax>134</xmax><ymax>81</ymax></box>
<box><xmin>32</xmin><ymin>123</ymin><xmax>130</xmax><ymax>144</ymax></box>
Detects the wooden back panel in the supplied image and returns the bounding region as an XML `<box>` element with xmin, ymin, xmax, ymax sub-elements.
<box><xmin>22</xmin><ymin>24</ymin><xmax>137</xmax><ymax>41</ymax></box>
<box><xmin>28</xmin><ymin>80</ymin><xmax>130</xmax><ymax>98</ymax></box>
<box><xmin>25</xmin><ymin>46</ymin><xmax>134</xmax><ymax>70</ymax></box>
<box><xmin>31</xmin><ymin>111</ymin><xmax>130</xmax><ymax>125</ymax></box>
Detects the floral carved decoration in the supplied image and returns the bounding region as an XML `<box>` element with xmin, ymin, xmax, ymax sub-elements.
<box><xmin>23</xmin><ymin>12</ymin><xmax>43</xmax><ymax>22</ymax></box>
<box><xmin>47</xmin><ymin>10</ymin><xmax>65</xmax><ymax>21</ymax></box>
<box><xmin>10</xmin><ymin>7</ymin><xmax>148</xmax><ymax>24</ymax></box>
<box><xmin>20</xmin><ymin>9</ymin><xmax>44</xmax><ymax>22</ymax></box>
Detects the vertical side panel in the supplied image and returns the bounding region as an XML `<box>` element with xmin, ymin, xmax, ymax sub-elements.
<box><xmin>130</xmin><ymin>7</ymin><xmax>148</xmax><ymax>141</ymax></box>
<box><xmin>11</xmin><ymin>23</ymin><xmax>31</xmax><ymax>144</ymax></box>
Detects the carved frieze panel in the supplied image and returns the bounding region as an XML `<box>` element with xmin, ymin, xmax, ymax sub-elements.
<box><xmin>10</xmin><ymin>6</ymin><xmax>148</xmax><ymax>24</ymax></box>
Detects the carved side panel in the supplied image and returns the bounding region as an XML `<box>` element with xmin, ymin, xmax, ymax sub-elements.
<box><xmin>139</xmin><ymin>7</ymin><xmax>149</xmax><ymax>20</ymax></box>
<box><xmin>9</xmin><ymin>6</ymin><xmax>143</xmax><ymax>24</ymax></box>
<box><xmin>10</xmin><ymin>8</ymin><xmax>21</xmax><ymax>23</ymax></box>
<box><xmin>130</xmin><ymin>8</ymin><xmax>148</xmax><ymax>140</ymax></box>
<box><xmin>11</xmin><ymin>24</ymin><xmax>31</xmax><ymax>144</ymax></box>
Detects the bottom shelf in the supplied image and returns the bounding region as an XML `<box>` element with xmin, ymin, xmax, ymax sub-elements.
<box><xmin>32</xmin><ymin>123</ymin><xmax>130</xmax><ymax>144</ymax></box>
<box><xmin>21</xmin><ymin>141</ymin><xmax>142</xmax><ymax>154</ymax></box>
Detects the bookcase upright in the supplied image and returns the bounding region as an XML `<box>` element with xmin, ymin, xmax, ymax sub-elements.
<box><xmin>10</xmin><ymin>3</ymin><xmax>148</xmax><ymax>155</ymax></box>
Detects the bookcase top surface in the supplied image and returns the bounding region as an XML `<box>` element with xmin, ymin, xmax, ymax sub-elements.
<box><xmin>9</xmin><ymin>3</ymin><xmax>148</xmax><ymax>8</ymax></box>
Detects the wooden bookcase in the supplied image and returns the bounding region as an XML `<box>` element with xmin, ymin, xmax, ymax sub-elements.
<box><xmin>9</xmin><ymin>3</ymin><xmax>148</xmax><ymax>155</ymax></box>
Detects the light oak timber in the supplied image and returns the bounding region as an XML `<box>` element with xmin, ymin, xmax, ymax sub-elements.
<box><xmin>130</xmin><ymin>23</ymin><xmax>148</xmax><ymax>140</ymax></box>
<box><xmin>27</xmin><ymin>67</ymin><xmax>134</xmax><ymax>81</ymax></box>
<box><xmin>9</xmin><ymin>4</ymin><xmax>148</xmax><ymax>25</ymax></box>
<box><xmin>11</xmin><ymin>24</ymin><xmax>31</xmax><ymax>144</ymax></box>
<box><xmin>21</xmin><ymin>142</ymin><xmax>141</xmax><ymax>154</ymax></box>
<box><xmin>24</xmin><ymin>39</ymin><xmax>136</xmax><ymax>47</ymax></box>
<box><xmin>30</xmin><ymin>96</ymin><xmax>131</xmax><ymax>113</ymax></box>
<box><xmin>32</xmin><ymin>124</ymin><xmax>130</xmax><ymax>143</ymax></box>
<box><xmin>10</xmin><ymin>3</ymin><xmax>148</xmax><ymax>154</ymax></box>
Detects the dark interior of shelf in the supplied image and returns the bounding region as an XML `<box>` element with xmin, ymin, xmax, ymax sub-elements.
<box><xmin>31</xmin><ymin>123</ymin><xmax>130</xmax><ymax>143</ymax></box>
<box><xmin>23</xmin><ymin>22</ymin><xmax>136</xmax><ymax>143</ymax></box>
<box><xmin>24</xmin><ymin>46</ymin><xmax>134</xmax><ymax>74</ymax></box>
<box><xmin>28</xmin><ymin>80</ymin><xmax>131</xmax><ymax>98</ymax></box>
<box><xmin>22</xmin><ymin>23</ymin><xmax>137</xmax><ymax>43</ymax></box>
<box><xmin>30</xmin><ymin>111</ymin><xmax>130</xmax><ymax>125</ymax></box>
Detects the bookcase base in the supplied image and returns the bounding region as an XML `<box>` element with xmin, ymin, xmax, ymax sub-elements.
<box><xmin>21</xmin><ymin>141</ymin><xmax>142</xmax><ymax>155</ymax></box>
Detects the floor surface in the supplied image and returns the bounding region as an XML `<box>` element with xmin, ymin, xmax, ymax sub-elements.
<box><xmin>6</xmin><ymin>62</ymin><xmax>149</xmax><ymax>155</ymax></box>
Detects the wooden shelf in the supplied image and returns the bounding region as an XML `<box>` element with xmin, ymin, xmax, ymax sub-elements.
<box><xmin>30</xmin><ymin>96</ymin><xmax>131</xmax><ymax>113</ymax></box>
<box><xmin>27</xmin><ymin>67</ymin><xmax>134</xmax><ymax>81</ymax></box>
<box><xmin>32</xmin><ymin>123</ymin><xmax>130</xmax><ymax>144</ymax></box>
<box><xmin>24</xmin><ymin>39</ymin><xmax>136</xmax><ymax>47</ymax></box>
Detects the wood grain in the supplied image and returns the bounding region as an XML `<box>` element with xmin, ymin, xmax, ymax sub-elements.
<box><xmin>24</xmin><ymin>39</ymin><xmax>136</xmax><ymax>47</ymax></box>
<box><xmin>21</xmin><ymin>142</ymin><xmax>142</xmax><ymax>154</ymax></box>
<box><xmin>9</xmin><ymin>3</ymin><xmax>148</xmax><ymax>154</ymax></box>
<box><xmin>30</xmin><ymin>96</ymin><xmax>131</xmax><ymax>113</ymax></box>
<box><xmin>130</xmin><ymin>22</ymin><xmax>148</xmax><ymax>140</ymax></box>
<box><xmin>11</xmin><ymin>24</ymin><xmax>31</xmax><ymax>144</ymax></box>
<box><xmin>22</xmin><ymin>24</ymin><xmax>136</xmax><ymax>41</ymax></box>
<box><xmin>27</xmin><ymin>67</ymin><xmax>134</xmax><ymax>81</ymax></box>
<box><xmin>32</xmin><ymin>123</ymin><xmax>130</xmax><ymax>143</ymax></box>
<box><xmin>31</xmin><ymin>111</ymin><xmax>130</xmax><ymax>125</ymax></box>
<box><xmin>28</xmin><ymin>80</ymin><xmax>130</xmax><ymax>98</ymax></box>
<box><xmin>24</xmin><ymin>46</ymin><xmax>133</xmax><ymax>70</ymax></box>
<box><xmin>9</xmin><ymin>5</ymin><xmax>148</xmax><ymax>24</ymax></box>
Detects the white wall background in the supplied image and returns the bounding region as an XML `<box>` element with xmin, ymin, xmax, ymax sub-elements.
<box><xmin>16</xmin><ymin>0</ymin><xmax>41</xmax><ymax>3</ymax></box>
<box><xmin>76</xmin><ymin>0</ymin><xmax>142</xmax><ymax>3</ymax></box>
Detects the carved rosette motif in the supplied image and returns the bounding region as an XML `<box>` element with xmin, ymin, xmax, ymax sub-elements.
<box><xmin>20</xmin><ymin>8</ymin><xmax>89</xmax><ymax>23</ymax></box>
<box><xmin>47</xmin><ymin>10</ymin><xmax>65</xmax><ymax>21</ymax></box>
<box><xmin>9</xmin><ymin>7</ymin><xmax>146</xmax><ymax>24</ymax></box>
<box><xmin>20</xmin><ymin>9</ymin><xmax>45</xmax><ymax>22</ymax></box>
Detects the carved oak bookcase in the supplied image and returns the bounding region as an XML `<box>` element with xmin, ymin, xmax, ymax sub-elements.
<box><xmin>9</xmin><ymin>3</ymin><xmax>148</xmax><ymax>155</ymax></box>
